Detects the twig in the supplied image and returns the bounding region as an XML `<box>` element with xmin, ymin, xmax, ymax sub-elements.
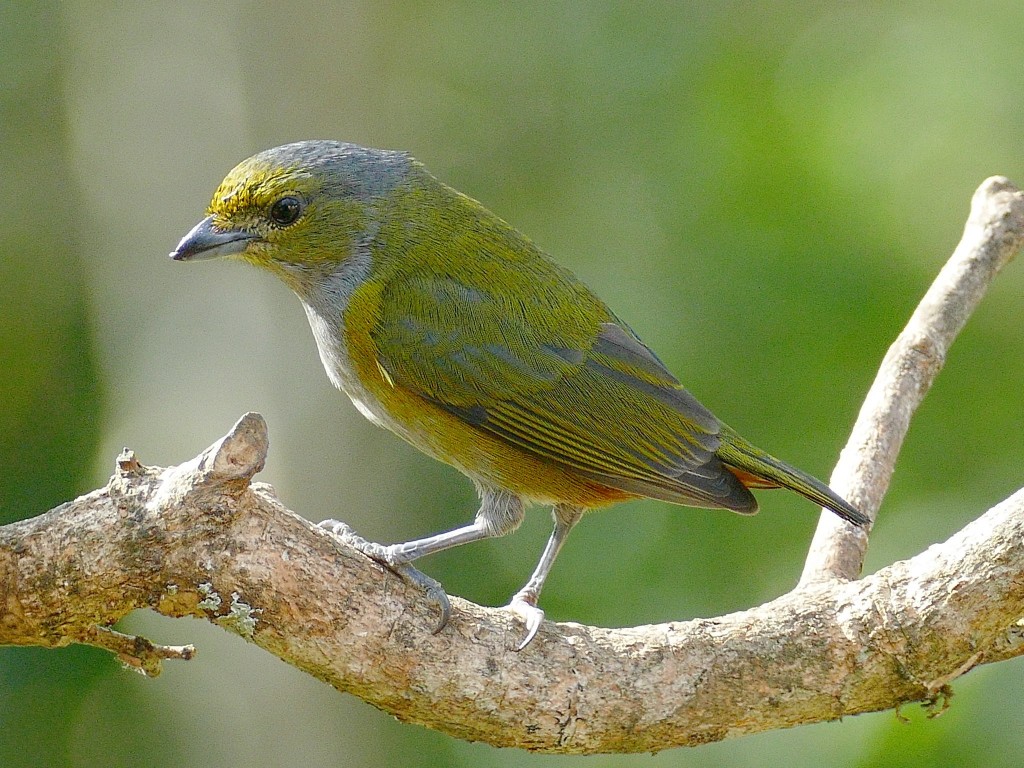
<box><xmin>84</xmin><ymin>626</ymin><xmax>196</xmax><ymax>677</ymax></box>
<box><xmin>800</xmin><ymin>177</ymin><xmax>1024</xmax><ymax>585</ymax></box>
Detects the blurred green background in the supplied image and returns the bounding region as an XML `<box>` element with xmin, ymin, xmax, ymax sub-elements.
<box><xmin>2</xmin><ymin>1</ymin><xmax>1023</xmax><ymax>766</ymax></box>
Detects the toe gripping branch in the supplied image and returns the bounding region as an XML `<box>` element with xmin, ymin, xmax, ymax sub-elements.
<box><xmin>319</xmin><ymin>519</ymin><xmax>453</xmax><ymax>633</ymax></box>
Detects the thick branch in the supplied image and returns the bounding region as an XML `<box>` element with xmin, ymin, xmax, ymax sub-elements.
<box><xmin>800</xmin><ymin>177</ymin><xmax>1024</xmax><ymax>584</ymax></box>
<box><xmin>1</xmin><ymin>177</ymin><xmax>1023</xmax><ymax>754</ymax></box>
<box><xmin>1</xmin><ymin>413</ymin><xmax>1023</xmax><ymax>753</ymax></box>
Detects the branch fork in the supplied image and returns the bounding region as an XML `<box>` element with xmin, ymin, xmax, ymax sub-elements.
<box><xmin>1</xmin><ymin>178</ymin><xmax>1023</xmax><ymax>753</ymax></box>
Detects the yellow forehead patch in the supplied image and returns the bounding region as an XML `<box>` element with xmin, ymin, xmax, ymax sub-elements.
<box><xmin>208</xmin><ymin>160</ymin><xmax>318</xmax><ymax>221</ymax></box>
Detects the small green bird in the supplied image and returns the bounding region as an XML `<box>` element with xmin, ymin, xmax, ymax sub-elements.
<box><xmin>171</xmin><ymin>141</ymin><xmax>866</xmax><ymax>648</ymax></box>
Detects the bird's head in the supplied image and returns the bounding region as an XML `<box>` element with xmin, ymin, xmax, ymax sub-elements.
<box><xmin>170</xmin><ymin>141</ymin><xmax>412</xmax><ymax>289</ymax></box>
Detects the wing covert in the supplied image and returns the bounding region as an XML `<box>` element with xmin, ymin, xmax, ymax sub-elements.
<box><xmin>374</xmin><ymin>273</ymin><xmax>747</xmax><ymax>509</ymax></box>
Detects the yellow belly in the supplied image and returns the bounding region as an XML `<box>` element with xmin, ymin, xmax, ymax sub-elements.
<box><xmin>369</xmin><ymin>376</ymin><xmax>631</xmax><ymax>508</ymax></box>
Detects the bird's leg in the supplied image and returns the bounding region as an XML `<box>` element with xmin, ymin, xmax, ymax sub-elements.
<box><xmin>319</xmin><ymin>489</ymin><xmax>525</xmax><ymax>633</ymax></box>
<box><xmin>507</xmin><ymin>503</ymin><xmax>584</xmax><ymax>650</ymax></box>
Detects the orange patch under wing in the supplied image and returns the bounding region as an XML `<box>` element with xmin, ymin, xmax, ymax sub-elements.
<box><xmin>725</xmin><ymin>466</ymin><xmax>782</xmax><ymax>490</ymax></box>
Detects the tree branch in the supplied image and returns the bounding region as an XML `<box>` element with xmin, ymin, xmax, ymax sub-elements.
<box><xmin>801</xmin><ymin>176</ymin><xmax>1024</xmax><ymax>585</ymax></box>
<box><xmin>1</xmin><ymin>178</ymin><xmax>1022</xmax><ymax>754</ymax></box>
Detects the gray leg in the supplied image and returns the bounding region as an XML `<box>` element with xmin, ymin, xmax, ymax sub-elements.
<box><xmin>508</xmin><ymin>503</ymin><xmax>585</xmax><ymax>650</ymax></box>
<box><xmin>320</xmin><ymin>488</ymin><xmax>525</xmax><ymax>632</ymax></box>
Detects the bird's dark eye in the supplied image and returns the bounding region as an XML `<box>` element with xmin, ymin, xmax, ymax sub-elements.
<box><xmin>269</xmin><ymin>196</ymin><xmax>302</xmax><ymax>226</ymax></box>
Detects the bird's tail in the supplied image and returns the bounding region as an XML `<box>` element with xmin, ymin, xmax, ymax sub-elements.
<box><xmin>716</xmin><ymin>426</ymin><xmax>869</xmax><ymax>526</ymax></box>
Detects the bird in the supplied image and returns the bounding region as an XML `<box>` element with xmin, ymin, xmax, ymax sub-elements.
<box><xmin>171</xmin><ymin>140</ymin><xmax>867</xmax><ymax>649</ymax></box>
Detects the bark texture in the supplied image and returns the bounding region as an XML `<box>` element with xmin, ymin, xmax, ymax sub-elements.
<box><xmin>1</xmin><ymin>178</ymin><xmax>1022</xmax><ymax>754</ymax></box>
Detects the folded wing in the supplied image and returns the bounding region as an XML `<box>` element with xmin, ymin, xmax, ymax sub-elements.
<box><xmin>375</xmin><ymin>274</ymin><xmax>757</xmax><ymax>512</ymax></box>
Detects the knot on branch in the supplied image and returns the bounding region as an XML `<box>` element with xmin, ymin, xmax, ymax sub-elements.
<box><xmin>196</xmin><ymin>411</ymin><xmax>269</xmax><ymax>484</ymax></box>
<box><xmin>141</xmin><ymin>412</ymin><xmax>269</xmax><ymax>509</ymax></box>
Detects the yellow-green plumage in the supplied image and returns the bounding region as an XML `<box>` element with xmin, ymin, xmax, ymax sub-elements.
<box><xmin>171</xmin><ymin>140</ymin><xmax>866</xmax><ymax>647</ymax></box>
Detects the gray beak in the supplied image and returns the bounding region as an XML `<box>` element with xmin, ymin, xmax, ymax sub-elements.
<box><xmin>170</xmin><ymin>216</ymin><xmax>257</xmax><ymax>261</ymax></box>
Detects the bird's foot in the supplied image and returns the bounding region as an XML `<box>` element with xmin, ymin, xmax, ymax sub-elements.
<box><xmin>319</xmin><ymin>519</ymin><xmax>451</xmax><ymax>633</ymax></box>
<box><xmin>507</xmin><ymin>590</ymin><xmax>545</xmax><ymax>651</ymax></box>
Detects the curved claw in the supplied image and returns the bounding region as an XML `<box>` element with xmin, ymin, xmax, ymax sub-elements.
<box><xmin>391</xmin><ymin>562</ymin><xmax>452</xmax><ymax>633</ymax></box>
<box><xmin>318</xmin><ymin>519</ymin><xmax>452</xmax><ymax>633</ymax></box>
<box><xmin>508</xmin><ymin>596</ymin><xmax>545</xmax><ymax>651</ymax></box>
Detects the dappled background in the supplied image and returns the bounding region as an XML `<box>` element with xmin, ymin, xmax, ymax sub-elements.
<box><xmin>3</xmin><ymin>1</ymin><xmax>1024</xmax><ymax>766</ymax></box>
